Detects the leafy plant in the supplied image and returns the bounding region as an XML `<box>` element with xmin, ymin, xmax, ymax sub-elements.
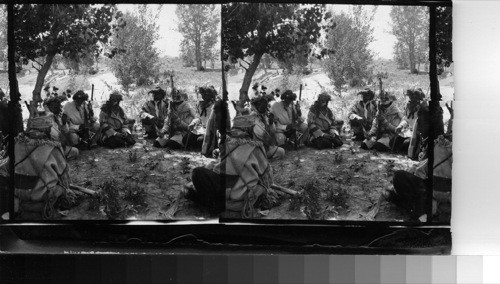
<box><xmin>302</xmin><ymin>181</ymin><xmax>324</xmax><ymax>220</ymax></box>
<box><xmin>128</xmin><ymin>149</ymin><xmax>138</xmax><ymax>163</ymax></box>
<box><xmin>99</xmin><ymin>179</ymin><xmax>123</xmax><ymax>220</ymax></box>
<box><xmin>123</xmin><ymin>184</ymin><xmax>148</xmax><ymax>209</ymax></box>
<box><xmin>326</xmin><ymin>184</ymin><xmax>348</xmax><ymax>209</ymax></box>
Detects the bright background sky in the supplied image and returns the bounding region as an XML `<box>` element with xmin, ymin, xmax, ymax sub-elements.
<box><xmin>118</xmin><ymin>4</ymin><xmax>185</xmax><ymax>58</ymax></box>
<box><xmin>329</xmin><ymin>5</ymin><xmax>397</xmax><ymax>60</ymax></box>
<box><xmin>118</xmin><ymin>4</ymin><xmax>396</xmax><ymax>60</ymax></box>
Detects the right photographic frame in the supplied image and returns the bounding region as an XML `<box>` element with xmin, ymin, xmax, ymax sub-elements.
<box><xmin>219</xmin><ymin>1</ymin><xmax>452</xmax><ymax>225</ymax></box>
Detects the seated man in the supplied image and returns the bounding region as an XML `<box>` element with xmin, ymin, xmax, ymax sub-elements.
<box><xmin>385</xmin><ymin>103</ymin><xmax>450</xmax><ymax>222</ymax></box>
<box><xmin>405</xmin><ymin>88</ymin><xmax>427</xmax><ymax>160</ymax></box>
<box><xmin>362</xmin><ymin>92</ymin><xmax>408</xmax><ymax>153</ymax></box>
<box><xmin>307</xmin><ymin>93</ymin><xmax>343</xmax><ymax>149</ymax></box>
<box><xmin>155</xmin><ymin>90</ymin><xmax>197</xmax><ymax>149</ymax></box>
<box><xmin>140</xmin><ymin>87</ymin><xmax>169</xmax><ymax>139</ymax></box>
<box><xmin>44</xmin><ymin>96</ymin><xmax>79</xmax><ymax>160</ymax></box>
<box><xmin>98</xmin><ymin>91</ymin><xmax>136</xmax><ymax>149</ymax></box>
<box><xmin>349</xmin><ymin>88</ymin><xmax>377</xmax><ymax>141</ymax></box>
<box><xmin>270</xmin><ymin>90</ymin><xmax>308</xmax><ymax>148</ymax></box>
<box><xmin>185</xmin><ymin>111</ymin><xmax>278</xmax><ymax>218</ymax></box>
<box><xmin>201</xmin><ymin>98</ymin><xmax>231</xmax><ymax>158</ymax></box>
<box><xmin>250</xmin><ymin>95</ymin><xmax>285</xmax><ymax>159</ymax></box>
<box><xmin>62</xmin><ymin>90</ymin><xmax>100</xmax><ymax>148</ymax></box>
<box><xmin>2</xmin><ymin>114</ymin><xmax>77</xmax><ymax>219</ymax></box>
<box><xmin>188</xmin><ymin>86</ymin><xmax>217</xmax><ymax>150</ymax></box>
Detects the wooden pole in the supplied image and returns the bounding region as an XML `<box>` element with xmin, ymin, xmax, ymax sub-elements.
<box><xmin>427</xmin><ymin>5</ymin><xmax>438</xmax><ymax>223</ymax></box>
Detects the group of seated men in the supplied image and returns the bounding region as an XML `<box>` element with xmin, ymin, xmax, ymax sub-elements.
<box><xmin>1</xmin><ymin>81</ymin><xmax>451</xmax><ymax>221</ymax></box>
<box><xmin>184</xmin><ymin>85</ymin><xmax>452</xmax><ymax>221</ymax></box>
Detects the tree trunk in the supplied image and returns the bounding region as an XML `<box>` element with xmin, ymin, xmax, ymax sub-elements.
<box><xmin>195</xmin><ymin>36</ymin><xmax>202</xmax><ymax>71</ymax></box>
<box><xmin>32</xmin><ymin>52</ymin><xmax>56</xmax><ymax>103</ymax></box>
<box><xmin>239</xmin><ymin>52</ymin><xmax>263</xmax><ymax>102</ymax></box>
<box><xmin>409</xmin><ymin>44</ymin><xmax>417</xmax><ymax>73</ymax></box>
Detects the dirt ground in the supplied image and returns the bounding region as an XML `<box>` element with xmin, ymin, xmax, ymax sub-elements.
<box><xmin>61</xmin><ymin>129</ymin><xmax>451</xmax><ymax>222</ymax></box>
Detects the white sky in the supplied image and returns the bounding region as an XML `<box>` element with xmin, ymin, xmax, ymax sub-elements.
<box><xmin>117</xmin><ymin>4</ymin><xmax>404</xmax><ymax>60</ymax></box>
<box><xmin>118</xmin><ymin>4</ymin><xmax>184</xmax><ymax>58</ymax></box>
<box><xmin>329</xmin><ymin>5</ymin><xmax>397</xmax><ymax>60</ymax></box>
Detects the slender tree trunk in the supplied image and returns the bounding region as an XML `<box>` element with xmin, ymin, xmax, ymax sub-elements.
<box><xmin>409</xmin><ymin>43</ymin><xmax>416</xmax><ymax>73</ymax></box>
<box><xmin>239</xmin><ymin>52</ymin><xmax>263</xmax><ymax>102</ymax></box>
<box><xmin>32</xmin><ymin>52</ymin><xmax>56</xmax><ymax>103</ymax></box>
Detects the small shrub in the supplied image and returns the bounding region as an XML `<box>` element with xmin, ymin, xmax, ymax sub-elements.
<box><xmin>302</xmin><ymin>181</ymin><xmax>324</xmax><ymax>220</ymax></box>
<box><xmin>128</xmin><ymin>149</ymin><xmax>138</xmax><ymax>163</ymax></box>
<box><xmin>326</xmin><ymin>184</ymin><xmax>348</xmax><ymax>208</ymax></box>
<box><xmin>123</xmin><ymin>184</ymin><xmax>148</xmax><ymax>209</ymax></box>
<box><xmin>99</xmin><ymin>179</ymin><xmax>123</xmax><ymax>220</ymax></box>
<box><xmin>333</xmin><ymin>152</ymin><xmax>343</xmax><ymax>164</ymax></box>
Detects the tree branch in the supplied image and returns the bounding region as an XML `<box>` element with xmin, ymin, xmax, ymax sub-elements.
<box><xmin>31</xmin><ymin>63</ymin><xmax>40</xmax><ymax>72</ymax></box>
<box><xmin>239</xmin><ymin>61</ymin><xmax>248</xmax><ymax>71</ymax></box>
<box><xmin>32</xmin><ymin>58</ymin><xmax>43</xmax><ymax>68</ymax></box>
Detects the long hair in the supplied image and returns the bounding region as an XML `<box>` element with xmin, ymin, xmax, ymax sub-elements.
<box><xmin>101</xmin><ymin>100</ymin><xmax>125</xmax><ymax>118</ymax></box>
<box><xmin>309</xmin><ymin>99</ymin><xmax>334</xmax><ymax>121</ymax></box>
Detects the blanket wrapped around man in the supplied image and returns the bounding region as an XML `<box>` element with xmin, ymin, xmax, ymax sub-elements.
<box><xmin>12</xmin><ymin>133</ymin><xmax>74</xmax><ymax>219</ymax></box>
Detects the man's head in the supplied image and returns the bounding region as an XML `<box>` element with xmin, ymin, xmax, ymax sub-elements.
<box><xmin>149</xmin><ymin>87</ymin><xmax>167</xmax><ymax>102</ymax></box>
<box><xmin>281</xmin><ymin>90</ymin><xmax>297</xmax><ymax>106</ymax></box>
<box><xmin>380</xmin><ymin>91</ymin><xmax>396</xmax><ymax>106</ymax></box>
<box><xmin>230</xmin><ymin>113</ymin><xmax>256</xmax><ymax>139</ymax></box>
<box><xmin>73</xmin><ymin>90</ymin><xmax>89</xmax><ymax>106</ymax></box>
<box><xmin>358</xmin><ymin>88</ymin><xmax>375</xmax><ymax>103</ymax></box>
<box><xmin>317</xmin><ymin>92</ymin><xmax>331</xmax><ymax>106</ymax></box>
<box><xmin>406</xmin><ymin>88</ymin><xmax>425</xmax><ymax>102</ymax></box>
<box><xmin>45</xmin><ymin>96</ymin><xmax>67</xmax><ymax>115</ymax></box>
<box><xmin>26</xmin><ymin>114</ymin><xmax>54</xmax><ymax>139</ymax></box>
<box><xmin>172</xmin><ymin>89</ymin><xmax>188</xmax><ymax>105</ymax></box>
<box><xmin>251</xmin><ymin>95</ymin><xmax>271</xmax><ymax>114</ymax></box>
<box><xmin>199</xmin><ymin>86</ymin><xmax>217</xmax><ymax>102</ymax></box>
<box><xmin>109</xmin><ymin>91</ymin><xmax>123</xmax><ymax>105</ymax></box>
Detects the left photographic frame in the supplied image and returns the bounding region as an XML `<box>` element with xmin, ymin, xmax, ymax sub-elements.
<box><xmin>1</xmin><ymin>4</ymin><xmax>223</xmax><ymax>222</ymax></box>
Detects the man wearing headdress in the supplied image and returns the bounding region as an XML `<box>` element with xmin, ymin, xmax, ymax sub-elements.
<box><xmin>184</xmin><ymin>105</ymin><xmax>278</xmax><ymax>218</ymax></box>
<box><xmin>201</xmin><ymin>98</ymin><xmax>231</xmax><ymax>158</ymax></box>
<box><xmin>140</xmin><ymin>87</ymin><xmax>169</xmax><ymax>139</ymax></box>
<box><xmin>44</xmin><ymin>96</ymin><xmax>79</xmax><ymax>160</ymax></box>
<box><xmin>270</xmin><ymin>90</ymin><xmax>308</xmax><ymax>148</ymax></box>
<box><xmin>62</xmin><ymin>90</ymin><xmax>100</xmax><ymax>148</ymax></box>
<box><xmin>362</xmin><ymin>91</ymin><xmax>408</xmax><ymax>153</ymax></box>
<box><xmin>188</xmin><ymin>86</ymin><xmax>217</xmax><ymax>151</ymax></box>
<box><xmin>404</xmin><ymin>88</ymin><xmax>427</xmax><ymax>159</ymax></box>
<box><xmin>307</xmin><ymin>93</ymin><xmax>344</xmax><ymax>149</ymax></box>
<box><xmin>250</xmin><ymin>95</ymin><xmax>285</xmax><ymax>159</ymax></box>
<box><xmin>349</xmin><ymin>88</ymin><xmax>377</xmax><ymax>141</ymax></box>
<box><xmin>154</xmin><ymin>89</ymin><xmax>197</xmax><ymax>149</ymax></box>
<box><xmin>1</xmin><ymin>114</ymin><xmax>77</xmax><ymax>219</ymax></box>
<box><xmin>385</xmin><ymin>104</ymin><xmax>451</xmax><ymax>222</ymax></box>
<box><xmin>98</xmin><ymin>91</ymin><xmax>136</xmax><ymax>148</ymax></box>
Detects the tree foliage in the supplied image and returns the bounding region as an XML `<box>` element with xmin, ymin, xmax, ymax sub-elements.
<box><xmin>176</xmin><ymin>4</ymin><xmax>220</xmax><ymax>71</ymax></box>
<box><xmin>390</xmin><ymin>6</ymin><xmax>429</xmax><ymax>73</ymax></box>
<box><xmin>0</xmin><ymin>5</ymin><xmax>6</xmax><ymax>65</ymax></box>
<box><xmin>110</xmin><ymin>5</ymin><xmax>161</xmax><ymax>91</ymax></box>
<box><xmin>436</xmin><ymin>6</ymin><xmax>452</xmax><ymax>68</ymax></box>
<box><xmin>14</xmin><ymin>4</ymin><xmax>119</xmax><ymax>102</ymax></box>
<box><xmin>323</xmin><ymin>7</ymin><xmax>375</xmax><ymax>94</ymax></box>
<box><xmin>222</xmin><ymin>3</ymin><xmax>333</xmax><ymax>101</ymax></box>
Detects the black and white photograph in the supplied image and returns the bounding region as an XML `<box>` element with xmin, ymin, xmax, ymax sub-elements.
<box><xmin>0</xmin><ymin>4</ymin><xmax>223</xmax><ymax>220</ymax></box>
<box><xmin>221</xmin><ymin>3</ymin><xmax>453</xmax><ymax>223</ymax></box>
<box><xmin>0</xmin><ymin>1</ymin><xmax>455</xmax><ymax>252</ymax></box>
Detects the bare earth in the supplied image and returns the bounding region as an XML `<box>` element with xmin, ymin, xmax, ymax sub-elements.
<box><xmin>62</xmin><ymin>131</ymin><xmax>431</xmax><ymax>222</ymax></box>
